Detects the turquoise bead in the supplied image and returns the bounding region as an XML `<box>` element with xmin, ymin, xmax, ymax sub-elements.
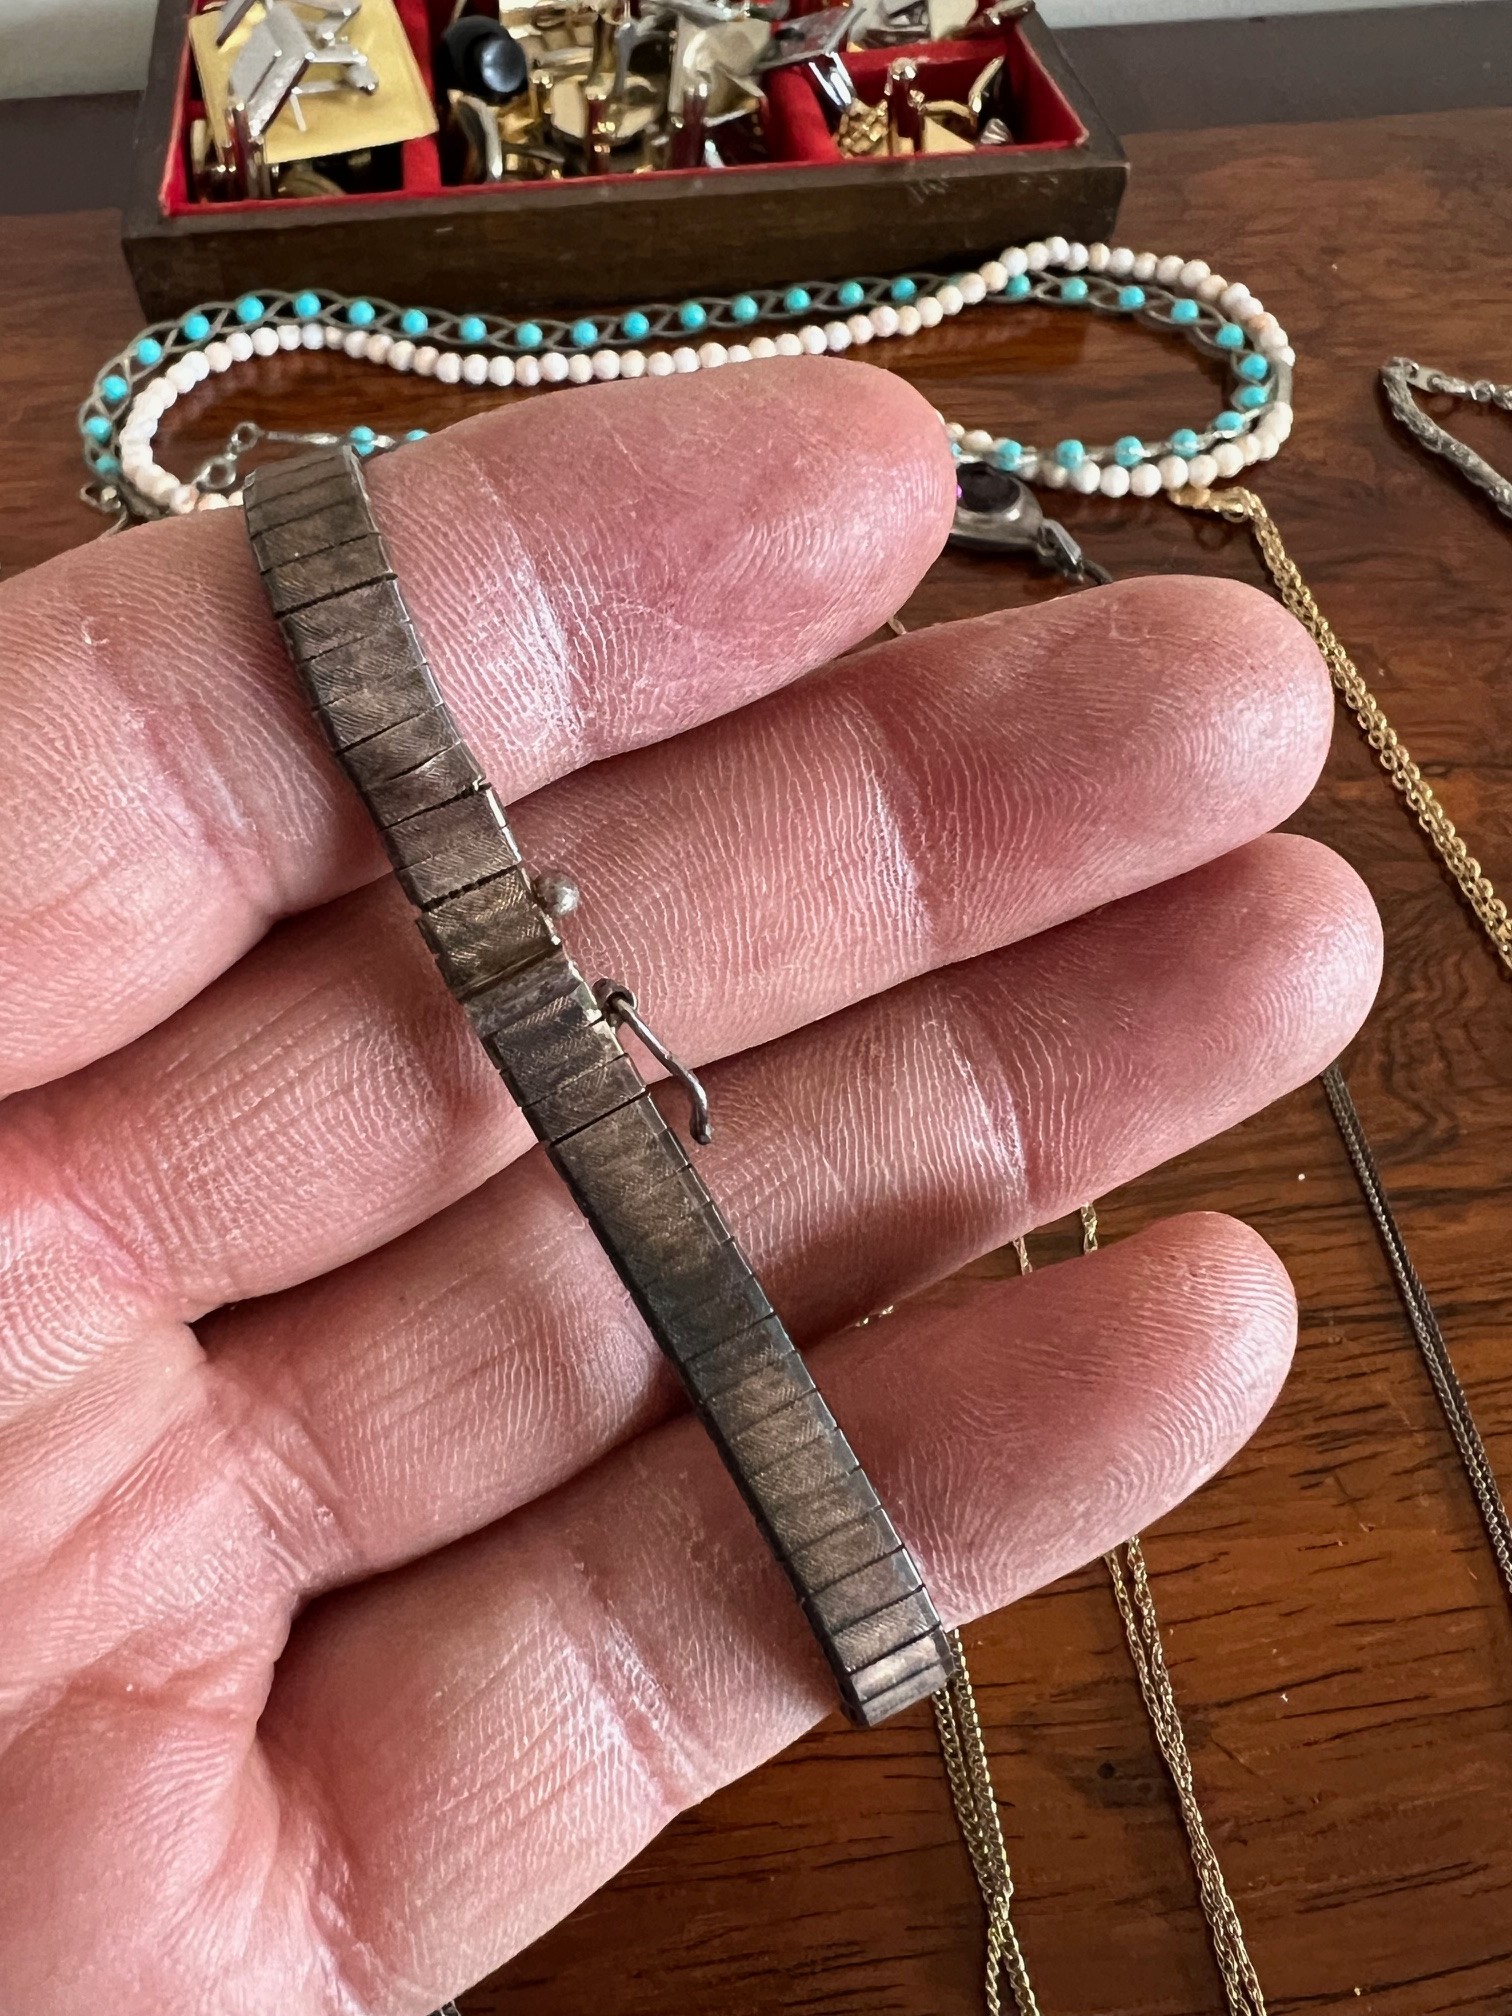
<box><xmin>784</xmin><ymin>286</ymin><xmax>811</xmax><ymax>313</ymax></box>
<box><xmin>401</xmin><ymin>308</ymin><xmax>429</xmax><ymax>337</ymax></box>
<box><xmin>1059</xmin><ymin>276</ymin><xmax>1089</xmax><ymax>303</ymax></box>
<box><xmin>570</xmin><ymin>318</ymin><xmax>599</xmax><ymax>347</ymax></box>
<box><xmin>236</xmin><ymin>295</ymin><xmax>266</xmax><ymax>324</ymax></box>
<box><xmin>293</xmin><ymin>291</ymin><xmax>322</xmax><ymax>320</ymax></box>
<box><xmin>182</xmin><ymin>312</ymin><xmax>211</xmax><ymax>343</ymax></box>
<box><xmin>890</xmin><ymin>277</ymin><xmax>917</xmax><ymax>304</ymax></box>
<box><xmin>1006</xmin><ymin>273</ymin><xmax>1032</xmax><ymax>300</ymax></box>
<box><xmin>989</xmin><ymin>439</ymin><xmax>1022</xmax><ymax>471</ymax></box>
<box><xmin>1055</xmin><ymin>439</ymin><xmax>1085</xmax><ymax>470</ymax></box>
<box><xmin>1235</xmin><ymin>384</ymin><xmax>1269</xmax><ymax>410</ymax></box>
<box><xmin>346</xmin><ymin>299</ymin><xmax>375</xmax><ymax>327</ymax></box>
<box><xmin>405</xmin><ymin>428</ymin><xmax>428</xmax><ymax>441</ymax></box>
<box><xmin>1170</xmin><ymin>297</ymin><xmax>1200</xmax><ymax>324</ymax></box>
<box><xmin>676</xmin><ymin>302</ymin><xmax>706</xmax><ymax>332</ymax></box>
<box><xmin>458</xmin><ymin>314</ymin><xmax>487</xmax><ymax>343</ymax></box>
<box><xmin>85</xmin><ymin>414</ymin><xmax>113</xmax><ymax>443</ymax></box>
<box><xmin>102</xmin><ymin>374</ymin><xmax>129</xmax><ymax>404</ymax></box>
<box><xmin>349</xmin><ymin>424</ymin><xmax>376</xmax><ymax>445</ymax></box>
<box><xmin>837</xmin><ymin>280</ymin><xmax>865</xmax><ymax>310</ymax></box>
<box><xmin>1239</xmin><ymin>352</ymin><xmax>1270</xmax><ymax>381</ymax></box>
<box><xmin>516</xmin><ymin>322</ymin><xmax>543</xmax><ymax>349</ymax></box>
<box><xmin>1114</xmin><ymin>435</ymin><xmax>1144</xmax><ymax>468</ymax></box>
<box><xmin>93</xmin><ymin>453</ymin><xmax>120</xmax><ymax>476</ymax></box>
<box><xmin>621</xmin><ymin>310</ymin><xmax>651</xmax><ymax>340</ymax></box>
<box><xmin>1117</xmin><ymin>284</ymin><xmax>1146</xmax><ymax>310</ymax></box>
<box><xmin>1213</xmin><ymin>410</ymin><xmax>1244</xmax><ymax>436</ymax></box>
<box><xmin>354</xmin><ymin>442</ymin><xmax>375</xmax><ymax>457</ymax></box>
<box><xmin>1214</xmin><ymin>322</ymin><xmax>1244</xmax><ymax>349</ymax></box>
<box><xmin>1170</xmin><ymin>428</ymin><xmax>1201</xmax><ymax>458</ymax></box>
<box><xmin>134</xmin><ymin>337</ymin><xmax>163</xmax><ymax>367</ymax></box>
<box><xmin>731</xmin><ymin>295</ymin><xmax>759</xmax><ymax>324</ymax></box>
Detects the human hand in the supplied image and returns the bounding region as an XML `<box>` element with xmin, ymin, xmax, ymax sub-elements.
<box><xmin>0</xmin><ymin>360</ymin><xmax>1379</xmax><ymax>2014</ymax></box>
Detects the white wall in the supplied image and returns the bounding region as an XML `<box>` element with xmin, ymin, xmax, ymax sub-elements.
<box><xmin>0</xmin><ymin>0</ymin><xmax>1476</xmax><ymax>97</ymax></box>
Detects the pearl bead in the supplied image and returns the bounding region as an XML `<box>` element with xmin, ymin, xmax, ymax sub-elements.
<box><xmin>1129</xmin><ymin>462</ymin><xmax>1162</xmax><ymax>498</ymax></box>
<box><xmin>388</xmin><ymin>339</ymin><xmax>415</xmax><ymax>372</ymax></box>
<box><xmin>962</xmin><ymin>428</ymin><xmax>995</xmax><ymax>456</ymax></box>
<box><xmin>413</xmin><ymin>345</ymin><xmax>439</xmax><ymax>375</ymax></box>
<box><xmin>1186</xmin><ymin>452</ymin><xmax>1219</xmax><ymax>487</ymax></box>
<box><xmin>697</xmin><ymin>340</ymin><xmax>729</xmax><ymax>367</ymax></box>
<box><xmin>205</xmin><ymin>340</ymin><xmax>233</xmax><ymax>372</ymax></box>
<box><xmin>1220</xmin><ymin>283</ymin><xmax>1255</xmax><ymax>318</ymax></box>
<box><xmin>1003</xmin><ymin>247</ymin><xmax>1029</xmax><ymax>278</ymax></box>
<box><xmin>364</xmin><ymin>331</ymin><xmax>393</xmax><ymax>364</ymax></box>
<box><xmin>300</xmin><ymin>323</ymin><xmax>325</xmax><ymax>351</ymax></box>
<box><xmin>1197</xmin><ymin>273</ymin><xmax>1227</xmax><ymax>303</ymax></box>
<box><xmin>980</xmin><ymin>260</ymin><xmax>1008</xmax><ymax>291</ymax></box>
<box><xmin>897</xmin><ymin>304</ymin><xmax>923</xmax><ymax>336</ymax></box>
<box><xmin>945</xmin><ymin>420</ymin><xmax>966</xmax><ymax>442</ymax></box>
<box><xmin>198</xmin><ymin>491</ymin><xmax>230</xmax><ymax>510</ymax></box>
<box><xmin>566</xmin><ymin>354</ymin><xmax>594</xmax><ymax>383</ymax></box>
<box><xmin>590</xmin><ymin>350</ymin><xmax>620</xmax><ymax>380</ymax></box>
<box><xmin>1156</xmin><ymin>254</ymin><xmax>1184</xmax><ymax>285</ymax></box>
<box><xmin>1252</xmin><ymin>430</ymin><xmax>1279</xmax><ymax>461</ymax></box>
<box><xmin>647</xmin><ymin>351</ymin><xmax>675</xmax><ymax>377</ymax></box>
<box><xmin>277</xmin><ymin>323</ymin><xmax>301</xmax><ymax>351</ymax></box>
<box><xmin>1267</xmin><ymin>401</ymin><xmax>1294</xmax><ymax>436</ymax></box>
<box><xmin>1212</xmin><ymin>442</ymin><xmax>1246</xmax><ymax>478</ymax></box>
<box><xmin>846</xmin><ymin>314</ymin><xmax>873</xmax><ymax>345</ymax></box>
<box><xmin>1179</xmin><ymin>259</ymin><xmax>1211</xmax><ymax>289</ymax></box>
<box><xmin>148</xmin><ymin>375</ymin><xmax>177</xmax><ymax>409</ymax></box>
<box><xmin>1041</xmin><ymin>461</ymin><xmax>1069</xmax><ymax>489</ymax></box>
<box><xmin>167</xmin><ymin>483</ymin><xmax>199</xmax><ymax>514</ymax></box>
<box><xmin>1064</xmin><ymin>241</ymin><xmax>1089</xmax><ymax>271</ymax></box>
<box><xmin>726</xmin><ymin>343</ymin><xmax>752</xmax><ymax>365</ymax></box>
<box><xmin>488</xmin><ymin>354</ymin><xmax>515</xmax><ymax>386</ymax></box>
<box><xmin>918</xmin><ymin>296</ymin><xmax>944</xmax><ymax>328</ymax></box>
<box><xmin>461</xmin><ymin>352</ymin><xmax>489</xmax><ymax>385</ymax></box>
<box><xmin>323</xmin><ymin>325</ymin><xmax>345</xmax><ymax>349</ymax></box>
<box><xmin>775</xmin><ymin>332</ymin><xmax>804</xmax><ymax>357</ymax></box>
<box><xmin>1099</xmin><ymin>462</ymin><xmax>1131</xmax><ymax>498</ymax></box>
<box><xmin>749</xmin><ymin>336</ymin><xmax>778</xmax><ymax>359</ymax></box>
<box><xmin>672</xmin><ymin>346</ymin><xmax>700</xmax><ymax>372</ymax></box>
<box><xmin>166</xmin><ymin>360</ymin><xmax>196</xmax><ymax>394</ymax></box>
<box><xmin>1242</xmin><ymin>433</ymin><xmax>1263</xmax><ymax>465</ymax></box>
<box><xmin>1070</xmin><ymin>459</ymin><xmax>1102</xmax><ymax>494</ymax></box>
<box><xmin>1157</xmin><ymin>453</ymin><xmax>1190</xmax><ymax>489</ymax></box>
<box><xmin>252</xmin><ymin>326</ymin><xmax>280</xmax><ymax>357</ymax></box>
<box><xmin>1024</xmin><ymin>241</ymin><xmax>1049</xmax><ymax>271</ymax></box>
<box><xmin>1087</xmin><ymin>242</ymin><xmax>1110</xmax><ymax>272</ymax></box>
<box><xmin>620</xmin><ymin>350</ymin><xmax>647</xmax><ymax>378</ymax></box>
<box><xmin>1132</xmin><ymin>251</ymin><xmax>1157</xmax><ymax>281</ymax></box>
<box><xmin>142</xmin><ymin>467</ymin><xmax>178</xmax><ymax>503</ymax></box>
<box><xmin>1045</xmin><ymin>235</ymin><xmax>1069</xmax><ymax>265</ymax></box>
<box><xmin>342</xmin><ymin>328</ymin><xmax>368</xmax><ymax>359</ymax></box>
<box><xmin>799</xmin><ymin>325</ymin><xmax>827</xmax><ymax>354</ymax></box>
<box><xmin>1107</xmin><ymin>245</ymin><xmax>1135</xmax><ymax>276</ymax></box>
<box><xmin>959</xmin><ymin>271</ymin><xmax>987</xmax><ymax>304</ymax></box>
<box><xmin>870</xmin><ymin>304</ymin><xmax>899</xmax><ymax>338</ymax></box>
<box><xmin>515</xmin><ymin>355</ymin><xmax>541</xmax><ymax>387</ymax></box>
<box><xmin>540</xmin><ymin>351</ymin><xmax>570</xmax><ymax>382</ymax></box>
<box><xmin>936</xmin><ymin>283</ymin><xmax>964</xmax><ymax>315</ymax></box>
<box><xmin>435</xmin><ymin>351</ymin><xmax>463</xmax><ymax>384</ymax></box>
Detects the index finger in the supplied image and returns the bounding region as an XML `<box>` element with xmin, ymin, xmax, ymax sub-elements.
<box><xmin>0</xmin><ymin>359</ymin><xmax>952</xmax><ymax>1096</ymax></box>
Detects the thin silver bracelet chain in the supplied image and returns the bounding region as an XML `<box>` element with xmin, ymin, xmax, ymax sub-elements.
<box><xmin>1380</xmin><ymin>358</ymin><xmax>1512</xmax><ymax>522</ymax></box>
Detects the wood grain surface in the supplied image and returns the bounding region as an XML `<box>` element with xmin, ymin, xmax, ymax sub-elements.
<box><xmin>2</xmin><ymin>106</ymin><xmax>1510</xmax><ymax>2016</ymax></box>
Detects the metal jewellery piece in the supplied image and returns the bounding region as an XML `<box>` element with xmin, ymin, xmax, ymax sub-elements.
<box><xmin>241</xmin><ymin>445</ymin><xmax>955</xmax><ymax>1730</ymax></box>
<box><xmin>1380</xmin><ymin>356</ymin><xmax>1512</xmax><ymax>523</ymax></box>
<box><xmin>949</xmin><ymin>466</ymin><xmax>1113</xmax><ymax>585</ymax></box>
<box><xmin>593</xmin><ymin>981</ymin><xmax>713</xmax><ymax>1146</ymax></box>
<box><xmin>229</xmin><ymin>0</ymin><xmax>377</xmax><ymax>140</ymax></box>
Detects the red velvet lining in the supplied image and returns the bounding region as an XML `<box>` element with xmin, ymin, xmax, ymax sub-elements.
<box><xmin>161</xmin><ymin>1</ymin><xmax>1084</xmax><ymax>218</ymax></box>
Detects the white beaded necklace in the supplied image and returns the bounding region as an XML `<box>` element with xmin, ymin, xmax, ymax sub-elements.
<box><xmin>79</xmin><ymin>237</ymin><xmax>1295</xmax><ymax>525</ymax></box>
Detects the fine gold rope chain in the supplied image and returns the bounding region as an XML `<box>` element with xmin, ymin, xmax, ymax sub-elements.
<box><xmin>917</xmin><ymin>484</ymin><xmax>1512</xmax><ymax>2016</ymax></box>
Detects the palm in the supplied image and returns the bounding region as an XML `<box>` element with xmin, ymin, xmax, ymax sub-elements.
<box><xmin>0</xmin><ymin>361</ymin><xmax>1377</xmax><ymax>2014</ymax></box>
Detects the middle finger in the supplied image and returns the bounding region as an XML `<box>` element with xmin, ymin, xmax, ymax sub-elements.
<box><xmin>5</xmin><ymin>575</ymin><xmax>1329</xmax><ymax>1312</ymax></box>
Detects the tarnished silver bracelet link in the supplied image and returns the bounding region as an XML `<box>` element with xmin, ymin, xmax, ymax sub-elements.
<box><xmin>241</xmin><ymin>444</ymin><xmax>955</xmax><ymax>1740</ymax></box>
<box><xmin>1380</xmin><ymin>356</ymin><xmax>1512</xmax><ymax>522</ymax></box>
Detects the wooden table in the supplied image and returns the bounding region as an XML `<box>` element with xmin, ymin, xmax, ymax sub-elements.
<box><xmin>3</xmin><ymin>105</ymin><xmax>1510</xmax><ymax>2016</ymax></box>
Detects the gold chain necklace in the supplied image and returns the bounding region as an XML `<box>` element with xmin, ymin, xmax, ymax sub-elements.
<box><xmin>924</xmin><ymin>483</ymin><xmax>1512</xmax><ymax>2016</ymax></box>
